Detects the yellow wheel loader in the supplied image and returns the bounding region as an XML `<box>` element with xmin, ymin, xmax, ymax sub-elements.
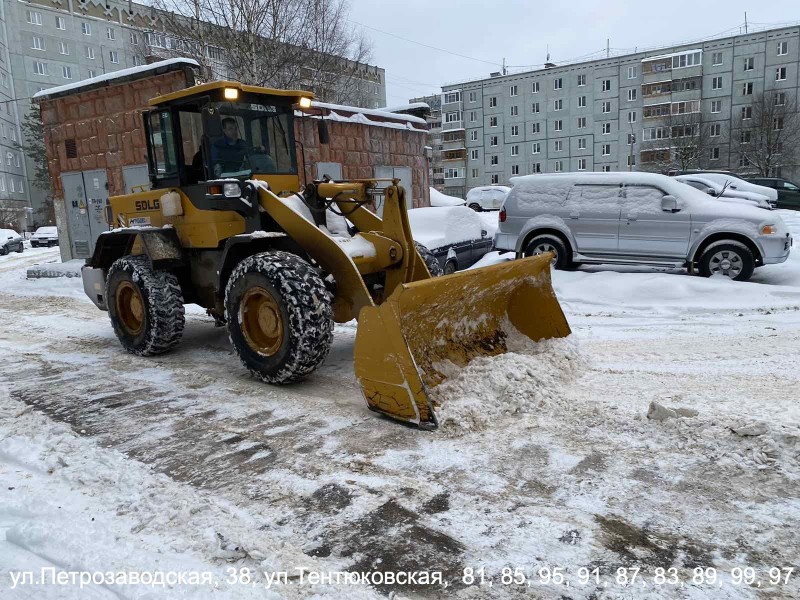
<box><xmin>81</xmin><ymin>81</ymin><xmax>570</xmax><ymax>429</ymax></box>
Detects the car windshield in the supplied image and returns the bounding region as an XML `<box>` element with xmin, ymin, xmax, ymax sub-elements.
<box><xmin>205</xmin><ymin>102</ymin><xmax>296</xmax><ymax>178</ymax></box>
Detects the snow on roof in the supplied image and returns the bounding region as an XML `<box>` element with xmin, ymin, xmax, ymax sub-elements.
<box><xmin>319</xmin><ymin>110</ymin><xmax>426</xmax><ymax>132</ymax></box>
<box><xmin>32</xmin><ymin>58</ymin><xmax>200</xmax><ymax>101</ymax></box>
<box><xmin>380</xmin><ymin>102</ymin><xmax>430</xmax><ymax>113</ymax></box>
<box><xmin>313</xmin><ymin>101</ymin><xmax>427</xmax><ymax>126</ymax></box>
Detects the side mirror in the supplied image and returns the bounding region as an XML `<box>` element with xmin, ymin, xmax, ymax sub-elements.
<box><xmin>318</xmin><ymin>119</ymin><xmax>330</xmax><ymax>145</ymax></box>
<box><xmin>661</xmin><ymin>195</ymin><xmax>678</xmax><ymax>212</ymax></box>
<box><xmin>706</xmin><ymin>188</ymin><xmax>717</xmax><ymax>196</ymax></box>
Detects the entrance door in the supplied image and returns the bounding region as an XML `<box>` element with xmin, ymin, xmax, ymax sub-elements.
<box><xmin>61</xmin><ymin>170</ymin><xmax>110</xmax><ymax>258</ymax></box>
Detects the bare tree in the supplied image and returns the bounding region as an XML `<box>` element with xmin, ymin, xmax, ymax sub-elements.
<box><xmin>640</xmin><ymin>109</ymin><xmax>722</xmax><ymax>173</ymax></box>
<box><xmin>0</xmin><ymin>200</ymin><xmax>25</xmax><ymax>230</ymax></box>
<box><xmin>151</xmin><ymin>0</ymin><xmax>374</xmax><ymax>105</ymax></box>
<box><xmin>732</xmin><ymin>91</ymin><xmax>800</xmax><ymax>176</ymax></box>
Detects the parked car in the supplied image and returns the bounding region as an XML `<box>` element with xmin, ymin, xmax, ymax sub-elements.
<box><xmin>408</xmin><ymin>206</ymin><xmax>493</xmax><ymax>273</ymax></box>
<box><xmin>466</xmin><ymin>185</ymin><xmax>510</xmax><ymax>212</ymax></box>
<box><xmin>30</xmin><ymin>226</ymin><xmax>59</xmax><ymax>247</ymax></box>
<box><xmin>495</xmin><ymin>172</ymin><xmax>792</xmax><ymax>281</ymax></box>
<box><xmin>0</xmin><ymin>228</ymin><xmax>24</xmax><ymax>255</ymax></box>
<box><xmin>746</xmin><ymin>177</ymin><xmax>800</xmax><ymax>211</ymax></box>
<box><xmin>671</xmin><ymin>171</ymin><xmax>777</xmax><ymax>205</ymax></box>
<box><xmin>429</xmin><ymin>187</ymin><xmax>466</xmax><ymax>207</ymax></box>
<box><xmin>675</xmin><ymin>175</ymin><xmax>772</xmax><ymax>209</ymax></box>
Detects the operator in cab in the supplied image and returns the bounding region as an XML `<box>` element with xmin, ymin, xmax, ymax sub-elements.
<box><xmin>211</xmin><ymin>117</ymin><xmax>275</xmax><ymax>176</ymax></box>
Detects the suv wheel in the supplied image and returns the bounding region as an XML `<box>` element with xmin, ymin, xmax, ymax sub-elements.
<box><xmin>524</xmin><ymin>234</ymin><xmax>569</xmax><ymax>270</ymax></box>
<box><xmin>698</xmin><ymin>241</ymin><xmax>755</xmax><ymax>282</ymax></box>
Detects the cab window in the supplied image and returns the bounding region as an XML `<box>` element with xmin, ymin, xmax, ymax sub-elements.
<box><xmin>148</xmin><ymin>111</ymin><xmax>178</xmax><ymax>179</ymax></box>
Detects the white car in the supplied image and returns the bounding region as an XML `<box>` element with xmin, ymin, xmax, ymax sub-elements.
<box><xmin>466</xmin><ymin>185</ymin><xmax>510</xmax><ymax>212</ymax></box>
<box><xmin>684</xmin><ymin>173</ymin><xmax>778</xmax><ymax>205</ymax></box>
<box><xmin>675</xmin><ymin>175</ymin><xmax>772</xmax><ymax>210</ymax></box>
<box><xmin>30</xmin><ymin>226</ymin><xmax>59</xmax><ymax>247</ymax></box>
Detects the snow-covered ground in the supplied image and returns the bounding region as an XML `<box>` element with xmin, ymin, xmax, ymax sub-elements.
<box><xmin>1</xmin><ymin>213</ymin><xmax>799</xmax><ymax>598</ymax></box>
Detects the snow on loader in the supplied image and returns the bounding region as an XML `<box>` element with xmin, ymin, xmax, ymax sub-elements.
<box><xmin>81</xmin><ymin>81</ymin><xmax>570</xmax><ymax>429</ymax></box>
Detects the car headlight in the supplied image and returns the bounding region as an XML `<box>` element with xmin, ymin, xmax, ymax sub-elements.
<box><xmin>223</xmin><ymin>182</ymin><xmax>241</xmax><ymax>198</ymax></box>
<box><xmin>760</xmin><ymin>224</ymin><xmax>777</xmax><ymax>235</ymax></box>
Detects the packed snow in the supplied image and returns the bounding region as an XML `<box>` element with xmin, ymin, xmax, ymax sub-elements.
<box><xmin>428</xmin><ymin>188</ymin><xmax>465</xmax><ymax>207</ymax></box>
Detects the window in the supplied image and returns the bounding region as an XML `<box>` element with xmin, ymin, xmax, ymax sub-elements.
<box><xmin>86</xmin><ymin>47</ymin><xmax>95</xmax><ymax>59</ymax></box>
<box><xmin>471</xmin><ymin>168</ymin><xmax>479</xmax><ymax>178</ymax></box>
<box><xmin>88</xmin><ymin>69</ymin><xmax>97</xmax><ymax>78</ymax></box>
<box><xmin>712</xmin><ymin>52</ymin><xmax>723</xmax><ymax>66</ymax></box>
<box><xmin>33</xmin><ymin>61</ymin><xmax>47</xmax><ymax>76</ymax></box>
<box><xmin>776</xmin><ymin>67</ymin><xmax>787</xmax><ymax>81</ymax></box>
<box><xmin>775</xmin><ymin>92</ymin><xmax>786</xmax><ymax>106</ymax></box>
<box><xmin>602</xmin><ymin>144</ymin><xmax>611</xmax><ymax>156</ymax></box>
<box><xmin>554</xmin><ymin>160</ymin><xmax>563</xmax><ymax>173</ymax></box>
<box><xmin>578</xmin><ymin>95</ymin><xmax>586</xmax><ymax>108</ymax></box>
<box><xmin>627</xmin><ymin>155</ymin><xmax>636</xmax><ymax>167</ymax></box>
<box><xmin>740</xmin><ymin>130</ymin><xmax>751</xmax><ymax>144</ymax></box>
<box><xmin>601</xmin><ymin>165</ymin><xmax>612</xmax><ymax>172</ymax></box>
<box><xmin>82</xmin><ymin>22</ymin><xmax>91</xmax><ymax>36</ymax></box>
<box><xmin>532</xmin><ymin>162</ymin><xmax>541</xmax><ymax>173</ymax></box>
<box><xmin>469</xmin><ymin>110</ymin><xmax>477</xmax><ymax>122</ymax></box>
<box><xmin>577</xmin><ymin>116</ymin><xmax>587</xmax><ymax>129</ymax></box>
<box><xmin>553</xmin><ymin>78</ymin><xmax>562</xmax><ymax>90</ymax></box>
<box><xmin>59</xmin><ymin>42</ymin><xmax>69</xmax><ymax>55</ymax></box>
<box><xmin>554</xmin><ymin>119</ymin><xmax>563</xmax><ymax>132</ymax></box>
<box><xmin>578</xmin><ymin>158</ymin><xmax>587</xmax><ymax>170</ymax></box>
<box><xmin>490</xmin><ymin>135</ymin><xmax>498</xmax><ymax>146</ymax></box>
<box><xmin>62</xmin><ymin>66</ymin><xmax>72</xmax><ymax>79</ymax></box>
<box><xmin>5</xmin><ymin>151</ymin><xmax>11</xmax><ymax>165</ymax></box>
<box><xmin>577</xmin><ymin>74</ymin><xmax>586</xmax><ymax>86</ymax></box>
<box><xmin>742</xmin><ymin>82</ymin><xmax>753</xmax><ymax>95</ymax></box>
<box><xmin>14</xmin><ymin>154</ymin><xmax>20</xmax><ymax>167</ymax></box>
<box><xmin>672</xmin><ymin>51</ymin><xmax>702</xmax><ymax>68</ymax></box>
<box><xmin>710</xmin><ymin>123</ymin><xmax>721</xmax><ymax>137</ymax></box>
<box><xmin>511</xmin><ymin>125</ymin><xmax>519</xmax><ymax>136</ymax></box>
<box><xmin>743</xmin><ymin>57</ymin><xmax>754</xmax><ymax>72</ymax></box>
<box><xmin>26</xmin><ymin>10</ymin><xmax>42</xmax><ymax>25</ymax></box>
<box><xmin>628</xmin><ymin>111</ymin><xmax>637</xmax><ymax>123</ymax></box>
<box><xmin>490</xmin><ymin>155</ymin><xmax>499</xmax><ymax>165</ymax></box>
<box><xmin>741</xmin><ymin>106</ymin><xmax>752</xmax><ymax>120</ymax></box>
<box><xmin>446</xmin><ymin>111</ymin><xmax>461</xmax><ymax>123</ymax></box>
<box><xmin>510</xmin><ymin>85</ymin><xmax>518</xmax><ymax>97</ymax></box>
<box><xmin>778</xmin><ymin>41</ymin><xmax>788</xmax><ymax>56</ymax></box>
<box><xmin>578</xmin><ymin>137</ymin><xmax>587</xmax><ymax>150</ymax></box>
<box><xmin>32</xmin><ymin>36</ymin><xmax>45</xmax><ymax>51</ymax></box>
<box><xmin>0</xmin><ymin>177</ymin><xmax>5</xmax><ymax>192</ymax></box>
<box><xmin>553</xmin><ymin>99</ymin><xmax>563</xmax><ymax>111</ymax></box>
<box><xmin>628</xmin><ymin>66</ymin><xmax>637</xmax><ymax>79</ymax></box>
<box><xmin>56</xmin><ymin>16</ymin><xmax>65</xmax><ymax>30</ymax></box>
<box><xmin>444</xmin><ymin>91</ymin><xmax>461</xmax><ymax>103</ymax></box>
<box><xmin>602</xmin><ymin>79</ymin><xmax>611</xmax><ymax>92</ymax></box>
<box><xmin>774</xmin><ymin>117</ymin><xmax>784</xmax><ymax>130</ymax></box>
<box><xmin>510</xmin><ymin>105</ymin><xmax>518</xmax><ymax>116</ymax></box>
<box><xmin>131</xmin><ymin>32</ymin><xmax>139</xmax><ymax>45</ymax></box>
<box><xmin>710</xmin><ymin>147</ymin><xmax>720</xmax><ymax>161</ymax></box>
<box><xmin>9</xmin><ymin>179</ymin><xmax>15</xmax><ymax>193</ymax></box>
<box><xmin>10</xmin><ymin>127</ymin><xmax>16</xmax><ymax>142</ymax></box>
<box><xmin>470</xmin><ymin>130</ymin><xmax>478</xmax><ymax>141</ymax></box>
<box><xmin>532</xmin><ymin>142</ymin><xmax>541</xmax><ymax>154</ymax></box>
<box><xmin>445</xmin><ymin>167</ymin><xmax>465</xmax><ymax>179</ymax></box>
<box><xmin>470</xmin><ymin>149</ymin><xmax>479</xmax><ymax>160</ymax></box>
<box><xmin>489</xmin><ymin>96</ymin><xmax>497</xmax><ymax>108</ymax></box>
<box><xmin>628</xmin><ymin>89</ymin><xmax>637</xmax><ymax>101</ymax></box>
<box><xmin>531</xmin><ymin>102</ymin><xmax>540</xmax><ymax>113</ymax></box>
<box><xmin>711</xmin><ymin>100</ymin><xmax>722</xmax><ymax>113</ymax></box>
<box><xmin>489</xmin><ymin>116</ymin><xmax>498</xmax><ymax>127</ymax></box>
<box><xmin>531</xmin><ymin>81</ymin><xmax>540</xmax><ymax>93</ymax></box>
<box><xmin>491</xmin><ymin>174</ymin><xmax>499</xmax><ymax>184</ymax></box>
<box><xmin>627</xmin><ymin>133</ymin><xmax>636</xmax><ymax>145</ymax></box>
<box><xmin>712</xmin><ymin>76</ymin><xmax>722</xmax><ymax>90</ymax></box>
<box><xmin>511</xmin><ymin>144</ymin><xmax>519</xmax><ymax>156</ymax></box>
<box><xmin>0</xmin><ymin>74</ymin><xmax>6</xmax><ymax>89</ymax></box>
<box><xmin>511</xmin><ymin>165</ymin><xmax>520</xmax><ymax>175</ymax></box>
<box><xmin>602</xmin><ymin>101</ymin><xmax>611</xmax><ymax>113</ymax></box>
<box><xmin>107</xmin><ymin>27</ymin><xmax>116</xmax><ymax>41</ymax></box>
<box><xmin>531</xmin><ymin>122</ymin><xmax>541</xmax><ymax>134</ymax></box>
<box><xmin>602</xmin><ymin>122</ymin><xmax>612</xmax><ymax>134</ymax></box>
<box><xmin>554</xmin><ymin>140</ymin><xmax>563</xmax><ymax>152</ymax></box>
<box><xmin>109</xmin><ymin>51</ymin><xmax>119</xmax><ymax>64</ymax></box>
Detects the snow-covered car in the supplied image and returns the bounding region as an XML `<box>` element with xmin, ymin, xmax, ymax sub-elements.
<box><xmin>30</xmin><ymin>226</ymin><xmax>59</xmax><ymax>247</ymax></box>
<box><xmin>675</xmin><ymin>175</ymin><xmax>772</xmax><ymax>210</ymax></box>
<box><xmin>747</xmin><ymin>177</ymin><xmax>800</xmax><ymax>211</ymax></box>
<box><xmin>466</xmin><ymin>185</ymin><xmax>510</xmax><ymax>212</ymax></box>
<box><xmin>677</xmin><ymin>172</ymin><xmax>778</xmax><ymax>205</ymax></box>
<box><xmin>429</xmin><ymin>187</ymin><xmax>465</xmax><ymax>207</ymax></box>
<box><xmin>0</xmin><ymin>228</ymin><xmax>24</xmax><ymax>255</ymax></box>
<box><xmin>408</xmin><ymin>205</ymin><xmax>493</xmax><ymax>274</ymax></box>
<box><xmin>495</xmin><ymin>172</ymin><xmax>792</xmax><ymax>281</ymax></box>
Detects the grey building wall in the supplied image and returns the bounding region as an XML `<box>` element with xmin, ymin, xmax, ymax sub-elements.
<box><xmin>440</xmin><ymin>26</ymin><xmax>800</xmax><ymax>196</ymax></box>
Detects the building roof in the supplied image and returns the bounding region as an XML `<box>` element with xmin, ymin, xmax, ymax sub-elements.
<box><xmin>149</xmin><ymin>80</ymin><xmax>314</xmax><ymax>105</ymax></box>
<box><xmin>32</xmin><ymin>58</ymin><xmax>200</xmax><ymax>103</ymax></box>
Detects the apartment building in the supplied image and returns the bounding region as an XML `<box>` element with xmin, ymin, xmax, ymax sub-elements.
<box><xmin>410</xmin><ymin>93</ymin><xmax>443</xmax><ymax>190</ymax></box>
<box><xmin>0</xmin><ymin>0</ymin><xmax>386</xmax><ymax>229</ymax></box>
<box><xmin>437</xmin><ymin>26</ymin><xmax>800</xmax><ymax>198</ymax></box>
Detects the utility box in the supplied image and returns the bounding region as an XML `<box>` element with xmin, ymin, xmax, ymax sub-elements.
<box><xmin>61</xmin><ymin>170</ymin><xmax>109</xmax><ymax>258</ymax></box>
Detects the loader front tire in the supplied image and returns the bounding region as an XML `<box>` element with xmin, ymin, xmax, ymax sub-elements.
<box><xmin>106</xmin><ymin>255</ymin><xmax>185</xmax><ymax>356</ymax></box>
<box><xmin>225</xmin><ymin>251</ymin><xmax>334</xmax><ymax>384</ymax></box>
<box><xmin>414</xmin><ymin>242</ymin><xmax>443</xmax><ymax>277</ymax></box>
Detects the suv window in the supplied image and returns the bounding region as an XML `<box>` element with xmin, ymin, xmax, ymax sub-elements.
<box><xmin>622</xmin><ymin>185</ymin><xmax>667</xmax><ymax>212</ymax></box>
<box><xmin>782</xmin><ymin>181</ymin><xmax>799</xmax><ymax>191</ymax></box>
<box><xmin>574</xmin><ymin>184</ymin><xmax>622</xmax><ymax>206</ymax></box>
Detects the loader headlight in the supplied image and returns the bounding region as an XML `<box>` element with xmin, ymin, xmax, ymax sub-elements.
<box><xmin>299</xmin><ymin>97</ymin><xmax>312</xmax><ymax>109</ymax></box>
<box><xmin>223</xmin><ymin>87</ymin><xmax>239</xmax><ymax>100</ymax></box>
<box><xmin>223</xmin><ymin>182</ymin><xmax>241</xmax><ymax>198</ymax></box>
<box><xmin>761</xmin><ymin>224</ymin><xmax>777</xmax><ymax>235</ymax></box>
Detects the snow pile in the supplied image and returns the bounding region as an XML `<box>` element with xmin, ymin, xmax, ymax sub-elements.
<box><xmin>429</xmin><ymin>188</ymin><xmax>465</xmax><ymax>207</ymax></box>
<box><xmin>477</xmin><ymin>210</ymin><xmax>499</xmax><ymax>238</ymax></box>
<box><xmin>407</xmin><ymin>206</ymin><xmax>483</xmax><ymax>250</ymax></box>
<box><xmin>467</xmin><ymin>250</ymin><xmax>514</xmax><ymax>270</ymax></box>
<box><xmin>26</xmin><ymin>260</ymin><xmax>82</xmax><ymax>279</ymax></box>
<box><xmin>431</xmin><ymin>335</ymin><xmax>583</xmax><ymax>437</ymax></box>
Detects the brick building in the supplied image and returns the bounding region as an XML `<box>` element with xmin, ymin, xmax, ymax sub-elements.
<box><xmin>33</xmin><ymin>59</ymin><xmax>429</xmax><ymax>260</ymax></box>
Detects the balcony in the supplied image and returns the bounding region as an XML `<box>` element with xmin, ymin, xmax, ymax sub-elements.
<box><xmin>442</xmin><ymin>120</ymin><xmax>463</xmax><ymax>132</ymax></box>
<box><xmin>442</xmin><ymin>149</ymin><xmax>467</xmax><ymax>161</ymax></box>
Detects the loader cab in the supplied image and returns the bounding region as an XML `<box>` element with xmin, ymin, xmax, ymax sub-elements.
<box><xmin>144</xmin><ymin>82</ymin><xmax>313</xmax><ymax>195</ymax></box>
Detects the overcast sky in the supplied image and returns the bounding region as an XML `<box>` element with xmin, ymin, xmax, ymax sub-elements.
<box><xmin>347</xmin><ymin>0</ymin><xmax>799</xmax><ymax>106</ymax></box>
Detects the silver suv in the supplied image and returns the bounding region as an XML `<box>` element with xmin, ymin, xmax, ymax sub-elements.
<box><xmin>495</xmin><ymin>172</ymin><xmax>792</xmax><ymax>281</ymax></box>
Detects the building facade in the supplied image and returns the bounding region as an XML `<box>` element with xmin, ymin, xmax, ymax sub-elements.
<box><xmin>0</xmin><ymin>0</ymin><xmax>386</xmax><ymax>230</ymax></box>
<box><xmin>409</xmin><ymin>93</ymin><xmax>443</xmax><ymax>190</ymax></box>
<box><xmin>437</xmin><ymin>26</ymin><xmax>800</xmax><ymax>198</ymax></box>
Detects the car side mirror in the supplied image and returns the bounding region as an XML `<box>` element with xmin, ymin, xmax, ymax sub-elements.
<box><xmin>706</xmin><ymin>188</ymin><xmax>717</xmax><ymax>196</ymax></box>
<box><xmin>661</xmin><ymin>195</ymin><xmax>679</xmax><ymax>212</ymax></box>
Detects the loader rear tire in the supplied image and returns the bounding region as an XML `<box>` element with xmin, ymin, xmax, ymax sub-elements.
<box><xmin>106</xmin><ymin>255</ymin><xmax>185</xmax><ymax>356</ymax></box>
<box><xmin>225</xmin><ymin>251</ymin><xmax>334</xmax><ymax>384</ymax></box>
<box><xmin>415</xmin><ymin>242</ymin><xmax>443</xmax><ymax>277</ymax></box>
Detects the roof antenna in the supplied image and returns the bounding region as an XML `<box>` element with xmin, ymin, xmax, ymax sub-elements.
<box><xmin>744</xmin><ymin>11</ymin><xmax>748</xmax><ymax>33</ymax></box>
<box><xmin>546</xmin><ymin>44</ymin><xmax>550</xmax><ymax>63</ymax></box>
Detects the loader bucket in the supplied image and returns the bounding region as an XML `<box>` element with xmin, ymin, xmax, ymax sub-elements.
<box><xmin>354</xmin><ymin>255</ymin><xmax>571</xmax><ymax>429</ymax></box>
